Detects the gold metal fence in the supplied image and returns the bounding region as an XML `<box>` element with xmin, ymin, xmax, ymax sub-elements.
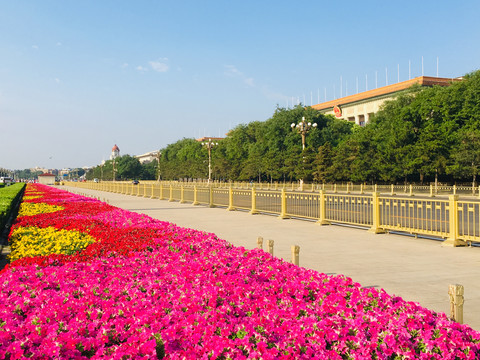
<box><xmin>378</xmin><ymin>197</ymin><xmax>449</xmax><ymax>238</ymax></box>
<box><xmin>231</xmin><ymin>189</ymin><xmax>251</xmax><ymax>211</ymax></box>
<box><xmin>256</xmin><ymin>190</ymin><xmax>282</xmax><ymax>215</ymax></box>
<box><xmin>325</xmin><ymin>194</ymin><xmax>373</xmax><ymax>227</ymax></box>
<box><xmin>285</xmin><ymin>192</ymin><xmax>320</xmax><ymax>220</ymax></box>
<box><xmin>63</xmin><ymin>182</ymin><xmax>480</xmax><ymax>246</ymax></box>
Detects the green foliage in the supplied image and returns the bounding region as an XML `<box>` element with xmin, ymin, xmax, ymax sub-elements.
<box><xmin>0</xmin><ymin>183</ymin><xmax>25</xmax><ymax>232</ymax></box>
<box><xmin>87</xmin><ymin>70</ymin><xmax>480</xmax><ymax>184</ymax></box>
<box><xmin>15</xmin><ymin>169</ymin><xmax>43</xmax><ymax>181</ymax></box>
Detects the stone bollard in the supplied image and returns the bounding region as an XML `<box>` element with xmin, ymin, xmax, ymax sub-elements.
<box><xmin>257</xmin><ymin>236</ymin><xmax>263</xmax><ymax>249</ymax></box>
<box><xmin>268</xmin><ymin>239</ymin><xmax>274</xmax><ymax>255</ymax></box>
<box><xmin>291</xmin><ymin>245</ymin><xmax>300</xmax><ymax>266</ymax></box>
<box><xmin>449</xmin><ymin>284</ymin><xmax>464</xmax><ymax>324</ymax></box>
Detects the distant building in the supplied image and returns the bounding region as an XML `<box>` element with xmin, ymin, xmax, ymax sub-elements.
<box><xmin>311</xmin><ymin>76</ymin><xmax>459</xmax><ymax>126</ymax></box>
<box><xmin>110</xmin><ymin>144</ymin><xmax>120</xmax><ymax>160</ymax></box>
<box><xmin>59</xmin><ymin>168</ymin><xmax>71</xmax><ymax>176</ymax></box>
<box><xmin>30</xmin><ymin>166</ymin><xmax>48</xmax><ymax>173</ymax></box>
<box><xmin>37</xmin><ymin>173</ymin><xmax>56</xmax><ymax>185</ymax></box>
<box><xmin>135</xmin><ymin>151</ymin><xmax>160</xmax><ymax>164</ymax></box>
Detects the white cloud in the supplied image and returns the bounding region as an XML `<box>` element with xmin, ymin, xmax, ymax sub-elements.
<box><xmin>54</xmin><ymin>78</ymin><xmax>61</xmax><ymax>84</ymax></box>
<box><xmin>56</xmin><ymin>42</ymin><xmax>62</xmax><ymax>46</ymax></box>
<box><xmin>244</xmin><ymin>78</ymin><xmax>255</xmax><ymax>87</ymax></box>
<box><xmin>224</xmin><ymin>65</ymin><xmax>242</xmax><ymax>77</ymax></box>
<box><xmin>32</xmin><ymin>45</ymin><xmax>39</xmax><ymax>50</ymax></box>
<box><xmin>224</xmin><ymin>65</ymin><xmax>255</xmax><ymax>87</ymax></box>
<box><xmin>121</xmin><ymin>63</ymin><xmax>129</xmax><ymax>69</ymax></box>
<box><xmin>149</xmin><ymin>58</ymin><xmax>169</xmax><ymax>72</ymax></box>
<box><xmin>136</xmin><ymin>65</ymin><xmax>148</xmax><ymax>72</ymax></box>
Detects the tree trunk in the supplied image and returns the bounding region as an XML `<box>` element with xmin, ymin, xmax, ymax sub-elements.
<box><xmin>473</xmin><ymin>173</ymin><xmax>476</xmax><ymax>195</ymax></box>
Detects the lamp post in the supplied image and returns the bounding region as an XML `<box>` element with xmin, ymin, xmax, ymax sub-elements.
<box><xmin>112</xmin><ymin>158</ymin><xmax>116</xmax><ymax>181</ymax></box>
<box><xmin>202</xmin><ymin>138</ymin><xmax>218</xmax><ymax>183</ymax></box>
<box><xmin>291</xmin><ymin>116</ymin><xmax>317</xmax><ymax>187</ymax></box>
<box><xmin>156</xmin><ymin>150</ymin><xmax>162</xmax><ymax>181</ymax></box>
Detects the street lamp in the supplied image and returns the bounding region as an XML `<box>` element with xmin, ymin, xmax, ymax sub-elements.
<box><xmin>291</xmin><ymin>116</ymin><xmax>317</xmax><ymax>187</ymax></box>
<box><xmin>291</xmin><ymin>116</ymin><xmax>317</xmax><ymax>150</ymax></box>
<box><xmin>156</xmin><ymin>151</ymin><xmax>162</xmax><ymax>181</ymax></box>
<box><xmin>201</xmin><ymin>138</ymin><xmax>218</xmax><ymax>183</ymax></box>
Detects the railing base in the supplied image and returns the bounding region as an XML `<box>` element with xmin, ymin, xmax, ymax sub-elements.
<box><xmin>442</xmin><ymin>238</ymin><xmax>467</xmax><ymax>247</ymax></box>
<box><xmin>316</xmin><ymin>220</ymin><xmax>329</xmax><ymax>226</ymax></box>
<box><xmin>368</xmin><ymin>227</ymin><xmax>386</xmax><ymax>234</ymax></box>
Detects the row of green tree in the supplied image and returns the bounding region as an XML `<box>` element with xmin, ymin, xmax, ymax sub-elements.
<box><xmin>86</xmin><ymin>70</ymin><xmax>480</xmax><ymax>185</ymax></box>
<box><xmin>86</xmin><ymin>156</ymin><xmax>158</xmax><ymax>181</ymax></box>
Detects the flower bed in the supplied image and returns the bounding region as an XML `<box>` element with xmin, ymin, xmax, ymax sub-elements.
<box><xmin>1</xmin><ymin>184</ymin><xmax>479</xmax><ymax>359</ymax></box>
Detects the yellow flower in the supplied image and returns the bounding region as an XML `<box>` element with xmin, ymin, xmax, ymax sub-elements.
<box><xmin>22</xmin><ymin>196</ymin><xmax>42</xmax><ymax>200</ymax></box>
<box><xmin>9</xmin><ymin>226</ymin><xmax>96</xmax><ymax>261</ymax></box>
<box><xmin>18</xmin><ymin>203</ymin><xmax>64</xmax><ymax>217</ymax></box>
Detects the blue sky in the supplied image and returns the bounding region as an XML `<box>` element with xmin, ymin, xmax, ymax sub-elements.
<box><xmin>1</xmin><ymin>0</ymin><xmax>479</xmax><ymax>170</ymax></box>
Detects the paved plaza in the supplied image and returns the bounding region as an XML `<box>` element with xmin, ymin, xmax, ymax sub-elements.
<box><xmin>57</xmin><ymin>186</ymin><xmax>480</xmax><ymax>330</ymax></box>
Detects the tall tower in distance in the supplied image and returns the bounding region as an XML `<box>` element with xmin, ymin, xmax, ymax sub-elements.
<box><xmin>110</xmin><ymin>144</ymin><xmax>120</xmax><ymax>160</ymax></box>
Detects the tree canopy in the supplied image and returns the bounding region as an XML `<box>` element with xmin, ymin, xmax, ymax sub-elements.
<box><xmin>86</xmin><ymin>70</ymin><xmax>480</xmax><ymax>185</ymax></box>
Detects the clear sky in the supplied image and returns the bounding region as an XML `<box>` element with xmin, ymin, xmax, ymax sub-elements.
<box><xmin>1</xmin><ymin>0</ymin><xmax>479</xmax><ymax>170</ymax></box>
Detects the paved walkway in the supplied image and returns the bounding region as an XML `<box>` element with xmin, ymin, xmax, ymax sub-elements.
<box><xmin>63</xmin><ymin>186</ymin><xmax>480</xmax><ymax>330</ymax></box>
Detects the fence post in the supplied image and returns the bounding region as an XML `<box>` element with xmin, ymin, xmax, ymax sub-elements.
<box><xmin>268</xmin><ymin>239</ymin><xmax>274</xmax><ymax>255</ymax></box>
<box><xmin>209</xmin><ymin>185</ymin><xmax>215</xmax><ymax>208</ymax></box>
<box><xmin>346</xmin><ymin>183</ymin><xmax>350</xmax><ymax>194</ymax></box>
<box><xmin>168</xmin><ymin>185</ymin><xmax>174</xmax><ymax>202</ymax></box>
<box><xmin>334</xmin><ymin>183</ymin><xmax>337</xmax><ymax>193</ymax></box>
<box><xmin>250</xmin><ymin>186</ymin><xmax>258</xmax><ymax>214</ymax></box>
<box><xmin>391</xmin><ymin>184</ymin><xmax>395</xmax><ymax>196</ymax></box>
<box><xmin>279</xmin><ymin>188</ymin><xmax>289</xmax><ymax>219</ymax></box>
<box><xmin>429</xmin><ymin>184</ymin><xmax>434</xmax><ymax>197</ymax></box>
<box><xmin>291</xmin><ymin>245</ymin><xmax>300</xmax><ymax>266</ymax></box>
<box><xmin>180</xmin><ymin>185</ymin><xmax>185</xmax><ymax>203</ymax></box>
<box><xmin>150</xmin><ymin>184</ymin><xmax>155</xmax><ymax>199</ymax></box>
<box><xmin>317</xmin><ymin>190</ymin><xmax>329</xmax><ymax>225</ymax></box>
<box><xmin>159</xmin><ymin>183</ymin><xmax>164</xmax><ymax>200</ymax></box>
<box><xmin>448</xmin><ymin>284</ymin><xmax>464</xmax><ymax>324</ymax></box>
<box><xmin>409</xmin><ymin>184</ymin><xmax>414</xmax><ymax>196</ymax></box>
<box><xmin>257</xmin><ymin>236</ymin><xmax>263</xmax><ymax>249</ymax></box>
<box><xmin>368</xmin><ymin>192</ymin><xmax>385</xmax><ymax>234</ymax></box>
<box><xmin>453</xmin><ymin>184</ymin><xmax>457</xmax><ymax>195</ymax></box>
<box><xmin>443</xmin><ymin>195</ymin><xmax>466</xmax><ymax>247</ymax></box>
<box><xmin>193</xmin><ymin>185</ymin><xmax>200</xmax><ymax>205</ymax></box>
<box><xmin>143</xmin><ymin>183</ymin><xmax>147</xmax><ymax>197</ymax></box>
<box><xmin>227</xmin><ymin>185</ymin><xmax>235</xmax><ymax>211</ymax></box>
<box><xmin>360</xmin><ymin>183</ymin><xmax>364</xmax><ymax>194</ymax></box>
